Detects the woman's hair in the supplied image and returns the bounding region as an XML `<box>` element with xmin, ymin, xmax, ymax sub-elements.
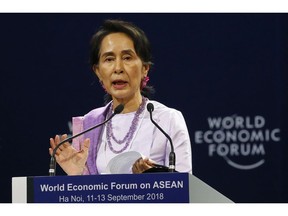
<box><xmin>89</xmin><ymin>19</ymin><xmax>155</xmax><ymax>104</ymax></box>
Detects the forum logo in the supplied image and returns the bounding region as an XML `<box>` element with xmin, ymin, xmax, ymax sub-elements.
<box><xmin>194</xmin><ymin>115</ymin><xmax>281</xmax><ymax>170</ymax></box>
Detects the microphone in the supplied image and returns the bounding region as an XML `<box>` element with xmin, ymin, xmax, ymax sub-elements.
<box><xmin>49</xmin><ymin>103</ymin><xmax>124</xmax><ymax>176</ymax></box>
<box><xmin>146</xmin><ymin>102</ymin><xmax>176</xmax><ymax>172</ymax></box>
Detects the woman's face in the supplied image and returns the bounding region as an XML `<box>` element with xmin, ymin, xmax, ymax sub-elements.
<box><xmin>94</xmin><ymin>32</ymin><xmax>149</xmax><ymax>102</ymax></box>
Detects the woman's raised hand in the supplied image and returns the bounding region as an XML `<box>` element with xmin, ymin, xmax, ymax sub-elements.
<box><xmin>49</xmin><ymin>134</ymin><xmax>90</xmax><ymax>175</ymax></box>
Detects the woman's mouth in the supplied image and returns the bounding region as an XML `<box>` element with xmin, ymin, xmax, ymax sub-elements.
<box><xmin>112</xmin><ymin>80</ymin><xmax>128</xmax><ymax>89</ymax></box>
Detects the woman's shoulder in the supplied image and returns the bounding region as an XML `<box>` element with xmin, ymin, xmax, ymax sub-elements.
<box><xmin>84</xmin><ymin>105</ymin><xmax>108</xmax><ymax>118</ymax></box>
<box><xmin>148</xmin><ymin>100</ymin><xmax>180</xmax><ymax>112</ymax></box>
<box><xmin>72</xmin><ymin>104</ymin><xmax>109</xmax><ymax>124</ymax></box>
<box><xmin>147</xmin><ymin>100</ymin><xmax>183</xmax><ymax>119</ymax></box>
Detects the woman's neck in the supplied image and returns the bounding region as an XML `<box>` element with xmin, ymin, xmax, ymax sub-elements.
<box><xmin>112</xmin><ymin>95</ymin><xmax>143</xmax><ymax>114</ymax></box>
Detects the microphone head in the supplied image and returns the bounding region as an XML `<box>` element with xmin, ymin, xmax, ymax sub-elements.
<box><xmin>147</xmin><ymin>103</ymin><xmax>154</xmax><ymax>112</ymax></box>
<box><xmin>114</xmin><ymin>104</ymin><xmax>124</xmax><ymax>114</ymax></box>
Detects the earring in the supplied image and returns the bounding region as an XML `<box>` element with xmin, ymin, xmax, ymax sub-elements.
<box><xmin>141</xmin><ymin>76</ymin><xmax>149</xmax><ymax>89</ymax></box>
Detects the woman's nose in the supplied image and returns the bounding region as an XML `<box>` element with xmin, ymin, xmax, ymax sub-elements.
<box><xmin>114</xmin><ymin>59</ymin><xmax>123</xmax><ymax>74</ymax></box>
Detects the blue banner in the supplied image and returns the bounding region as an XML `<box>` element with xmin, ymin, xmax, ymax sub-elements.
<box><xmin>30</xmin><ymin>173</ymin><xmax>190</xmax><ymax>203</ymax></box>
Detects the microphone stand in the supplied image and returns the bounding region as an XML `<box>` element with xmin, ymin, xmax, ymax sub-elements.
<box><xmin>147</xmin><ymin>103</ymin><xmax>176</xmax><ymax>172</ymax></box>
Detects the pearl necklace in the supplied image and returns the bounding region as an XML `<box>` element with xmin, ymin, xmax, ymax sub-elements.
<box><xmin>106</xmin><ymin>97</ymin><xmax>147</xmax><ymax>154</ymax></box>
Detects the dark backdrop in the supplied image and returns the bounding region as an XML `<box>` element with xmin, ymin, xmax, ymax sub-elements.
<box><xmin>0</xmin><ymin>13</ymin><xmax>287</xmax><ymax>203</ymax></box>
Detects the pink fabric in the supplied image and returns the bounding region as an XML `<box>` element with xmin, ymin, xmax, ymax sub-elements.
<box><xmin>72</xmin><ymin>105</ymin><xmax>109</xmax><ymax>175</ymax></box>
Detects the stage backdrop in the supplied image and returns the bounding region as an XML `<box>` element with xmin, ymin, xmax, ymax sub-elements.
<box><xmin>0</xmin><ymin>13</ymin><xmax>287</xmax><ymax>203</ymax></box>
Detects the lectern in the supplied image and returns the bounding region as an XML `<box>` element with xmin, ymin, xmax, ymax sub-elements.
<box><xmin>12</xmin><ymin>173</ymin><xmax>233</xmax><ymax>203</ymax></box>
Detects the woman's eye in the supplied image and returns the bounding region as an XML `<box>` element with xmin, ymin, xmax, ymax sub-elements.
<box><xmin>105</xmin><ymin>57</ymin><xmax>114</xmax><ymax>62</ymax></box>
<box><xmin>123</xmin><ymin>55</ymin><xmax>132</xmax><ymax>61</ymax></box>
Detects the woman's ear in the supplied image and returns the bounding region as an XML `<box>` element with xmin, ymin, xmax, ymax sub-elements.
<box><xmin>93</xmin><ymin>64</ymin><xmax>101</xmax><ymax>80</ymax></box>
<box><xmin>143</xmin><ymin>64</ymin><xmax>150</xmax><ymax>77</ymax></box>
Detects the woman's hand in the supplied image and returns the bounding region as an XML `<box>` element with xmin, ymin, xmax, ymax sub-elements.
<box><xmin>49</xmin><ymin>134</ymin><xmax>90</xmax><ymax>175</ymax></box>
<box><xmin>132</xmin><ymin>157</ymin><xmax>154</xmax><ymax>174</ymax></box>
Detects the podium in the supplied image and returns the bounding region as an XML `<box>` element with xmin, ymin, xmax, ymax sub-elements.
<box><xmin>12</xmin><ymin>173</ymin><xmax>233</xmax><ymax>203</ymax></box>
